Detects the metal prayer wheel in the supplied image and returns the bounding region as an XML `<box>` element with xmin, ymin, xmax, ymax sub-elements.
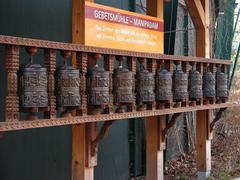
<box><xmin>87</xmin><ymin>64</ymin><xmax>110</xmax><ymax>107</ymax></box>
<box><xmin>173</xmin><ymin>63</ymin><xmax>188</xmax><ymax>101</ymax></box>
<box><xmin>216</xmin><ymin>65</ymin><xmax>228</xmax><ymax>99</ymax></box>
<box><xmin>136</xmin><ymin>61</ymin><xmax>154</xmax><ymax>105</ymax></box>
<box><xmin>188</xmin><ymin>63</ymin><xmax>203</xmax><ymax>100</ymax></box>
<box><xmin>56</xmin><ymin>51</ymin><xmax>80</xmax><ymax>108</ymax></box>
<box><xmin>203</xmin><ymin>66</ymin><xmax>215</xmax><ymax>98</ymax></box>
<box><xmin>113</xmin><ymin>57</ymin><xmax>133</xmax><ymax>105</ymax></box>
<box><xmin>156</xmin><ymin>64</ymin><xmax>172</xmax><ymax>102</ymax></box>
<box><xmin>19</xmin><ymin>47</ymin><xmax>48</xmax><ymax>108</ymax></box>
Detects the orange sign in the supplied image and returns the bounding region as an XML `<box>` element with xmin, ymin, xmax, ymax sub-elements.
<box><xmin>85</xmin><ymin>2</ymin><xmax>164</xmax><ymax>53</ymax></box>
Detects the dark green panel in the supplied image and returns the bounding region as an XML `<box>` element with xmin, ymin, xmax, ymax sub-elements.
<box><xmin>95</xmin><ymin>121</ymin><xmax>130</xmax><ymax>180</ymax></box>
<box><xmin>0</xmin><ymin>0</ymin><xmax>72</xmax><ymax>180</ymax></box>
<box><xmin>0</xmin><ymin>0</ymin><xmax>132</xmax><ymax>180</ymax></box>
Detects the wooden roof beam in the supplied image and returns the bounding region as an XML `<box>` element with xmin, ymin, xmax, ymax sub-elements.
<box><xmin>184</xmin><ymin>0</ymin><xmax>206</xmax><ymax>29</ymax></box>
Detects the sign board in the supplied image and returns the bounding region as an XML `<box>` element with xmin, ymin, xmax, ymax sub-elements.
<box><xmin>85</xmin><ymin>2</ymin><xmax>164</xmax><ymax>53</ymax></box>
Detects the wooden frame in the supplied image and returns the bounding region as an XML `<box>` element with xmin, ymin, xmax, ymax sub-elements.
<box><xmin>0</xmin><ymin>1</ymin><xmax>233</xmax><ymax>180</ymax></box>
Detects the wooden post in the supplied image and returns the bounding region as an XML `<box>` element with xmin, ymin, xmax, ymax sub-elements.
<box><xmin>146</xmin><ymin>116</ymin><xmax>166</xmax><ymax>180</ymax></box>
<box><xmin>196</xmin><ymin>110</ymin><xmax>212</xmax><ymax>179</ymax></box>
<box><xmin>146</xmin><ymin>0</ymin><xmax>164</xmax><ymax>179</ymax></box>
<box><xmin>185</xmin><ymin>0</ymin><xmax>211</xmax><ymax>179</ymax></box>
<box><xmin>72</xmin><ymin>0</ymin><xmax>94</xmax><ymax>180</ymax></box>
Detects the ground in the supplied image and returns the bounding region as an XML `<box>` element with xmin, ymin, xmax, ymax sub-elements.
<box><xmin>164</xmin><ymin>105</ymin><xmax>240</xmax><ymax>180</ymax></box>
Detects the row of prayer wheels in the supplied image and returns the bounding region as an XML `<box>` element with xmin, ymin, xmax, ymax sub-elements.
<box><xmin>18</xmin><ymin>49</ymin><xmax>228</xmax><ymax>115</ymax></box>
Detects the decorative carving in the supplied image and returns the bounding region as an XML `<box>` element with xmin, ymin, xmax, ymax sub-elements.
<box><xmin>44</xmin><ymin>49</ymin><xmax>56</xmax><ymax>118</ymax></box>
<box><xmin>104</xmin><ymin>55</ymin><xmax>114</xmax><ymax>113</ymax></box>
<box><xmin>5</xmin><ymin>45</ymin><xmax>19</xmax><ymax>121</ymax></box>
<box><xmin>76</xmin><ymin>52</ymin><xmax>88</xmax><ymax>115</ymax></box>
<box><xmin>0</xmin><ymin>35</ymin><xmax>232</xmax><ymax>130</ymax></box>
<box><xmin>189</xmin><ymin>63</ymin><xmax>203</xmax><ymax>100</ymax></box>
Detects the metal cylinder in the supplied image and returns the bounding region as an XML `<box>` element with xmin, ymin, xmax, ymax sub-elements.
<box><xmin>136</xmin><ymin>69</ymin><xmax>154</xmax><ymax>105</ymax></box>
<box><xmin>113</xmin><ymin>67</ymin><xmax>133</xmax><ymax>104</ymax></box>
<box><xmin>173</xmin><ymin>66</ymin><xmax>188</xmax><ymax>101</ymax></box>
<box><xmin>156</xmin><ymin>68</ymin><xmax>172</xmax><ymax>102</ymax></box>
<box><xmin>188</xmin><ymin>66</ymin><xmax>202</xmax><ymax>100</ymax></box>
<box><xmin>56</xmin><ymin>66</ymin><xmax>80</xmax><ymax>108</ymax></box>
<box><xmin>216</xmin><ymin>68</ymin><xmax>228</xmax><ymax>99</ymax></box>
<box><xmin>203</xmin><ymin>71</ymin><xmax>215</xmax><ymax>98</ymax></box>
<box><xmin>87</xmin><ymin>65</ymin><xmax>110</xmax><ymax>106</ymax></box>
<box><xmin>19</xmin><ymin>64</ymin><xmax>48</xmax><ymax>108</ymax></box>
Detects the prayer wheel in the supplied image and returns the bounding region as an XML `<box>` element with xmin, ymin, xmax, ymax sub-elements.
<box><xmin>19</xmin><ymin>47</ymin><xmax>48</xmax><ymax>108</ymax></box>
<box><xmin>156</xmin><ymin>64</ymin><xmax>172</xmax><ymax>102</ymax></box>
<box><xmin>113</xmin><ymin>56</ymin><xmax>133</xmax><ymax>105</ymax></box>
<box><xmin>56</xmin><ymin>51</ymin><xmax>80</xmax><ymax>109</ymax></box>
<box><xmin>203</xmin><ymin>66</ymin><xmax>215</xmax><ymax>99</ymax></box>
<box><xmin>136</xmin><ymin>60</ymin><xmax>154</xmax><ymax>105</ymax></box>
<box><xmin>87</xmin><ymin>63</ymin><xmax>110</xmax><ymax>107</ymax></box>
<box><xmin>188</xmin><ymin>63</ymin><xmax>202</xmax><ymax>100</ymax></box>
<box><xmin>216</xmin><ymin>65</ymin><xmax>228</xmax><ymax>99</ymax></box>
<box><xmin>173</xmin><ymin>63</ymin><xmax>188</xmax><ymax>101</ymax></box>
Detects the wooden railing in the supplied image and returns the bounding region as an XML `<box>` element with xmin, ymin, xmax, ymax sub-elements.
<box><xmin>0</xmin><ymin>35</ymin><xmax>234</xmax><ymax>132</ymax></box>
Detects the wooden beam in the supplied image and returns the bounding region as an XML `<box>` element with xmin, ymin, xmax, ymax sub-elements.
<box><xmin>147</xmin><ymin>0</ymin><xmax>164</xmax><ymax>21</ymax></box>
<box><xmin>196</xmin><ymin>110</ymin><xmax>212</xmax><ymax>178</ymax></box>
<box><xmin>146</xmin><ymin>116</ymin><xmax>166</xmax><ymax>180</ymax></box>
<box><xmin>146</xmin><ymin>1</ymin><xmax>164</xmax><ymax>179</ymax></box>
<box><xmin>72</xmin><ymin>1</ymin><xmax>94</xmax><ymax>180</ymax></box>
<box><xmin>72</xmin><ymin>124</ymin><xmax>94</xmax><ymax>180</ymax></box>
<box><xmin>72</xmin><ymin>0</ymin><xmax>94</xmax><ymax>45</ymax></box>
<box><xmin>184</xmin><ymin>0</ymin><xmax>206</xmax><ymax>29</ymax></box>
<box><xmin>187</xmin><ymin>0</ymin><xmax>212</xmax><ymax>179</ymax></box>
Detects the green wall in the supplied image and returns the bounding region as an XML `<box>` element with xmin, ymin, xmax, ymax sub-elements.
<box><xmin>0</xmin><ymin>0</ymin><xmax>131</xmax><ymax>180</ymax></box>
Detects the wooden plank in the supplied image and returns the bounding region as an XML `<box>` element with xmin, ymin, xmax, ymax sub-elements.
<box><xmin>0</xmin><ymin>103</ymin><xmax>237</xmax><ymax>132</ymax></box>
<box><xmin>72</xmin><ymin>1</ymin><xmax>94</xmax><ymax>180</ymax></box>
<box><xmin>147</xmin><ymin>0</ymin><xmax>164</xmax><ymax>21</ymax></box>
<box><xmin>196</xmin><ymin>110</ymin><xmax>212</xmax><ymax>175</ymax></box>
<box><xmin>184</xmin><ymin>0</ymin><xmax>206</xmax><ymax>29</ymax></box>
<box><xmin>72</xmin><ymin>124</ymin><xmax>94</xmax><ymax>180</ymax></box>
<box><xmin>0</xmin><ymin>35</ymin><xmax>232</xmax><ymax>65</ymax></box>
<box><xmin>146</xmin><ymin>116</ymin><xmax>165</xmax><ymax>180</ymax></box>
<box><xmin>146</xmin><ymin>1</ymin><xmax>164</xmax><ymax>179</ymax></box>
<box><xmin>187</xmin><ymin>0</ymin><xmax>212</xmax><ymax>178</ymax></box>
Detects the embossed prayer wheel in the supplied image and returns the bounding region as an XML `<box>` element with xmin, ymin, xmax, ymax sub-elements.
<box><xmin>173</xmin><ymin>63</ymin><xmax>188</xmax><ymax>101</ymax></box>
<box><xmin>19</xmin><ymin>47</ymin><xmax>48</xmax><ymax>108</ymax></box>
<box><xmin>87</xmin><ymin>64</ymin><xmax>110</xmax><ymax>107</ymax></box>
<box><xmin>156</xmin><ymin>64</ymin><xmax>172</xmax><ymax>102</ymax></box>
<box><xmin>56</xmin><ymin>64</ymin><xmax>80</xmax><ymax>109</ymax></box>
<box><xmin>203</xmin><ymin>66</ymin><xmax>215</xmax><ymax>99</ymax></box>
<box><xmin>216</xmin><ymin>65</ymin><xmax>228</xmax><ymax>99</ymax></box>
<box><xmin>188</xmin><ymin>63</ymin><xmax>202</xmax><ymax>100</ymax></box>
<box><xmin>136</xmin><ymin>62</ymin><xmax>155</xmax><ymax>105</ymax></box>
<box><xmin>113</xmin><ymin>56</ymin><xmax>133</xmax><ymax>105</ymax></box>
